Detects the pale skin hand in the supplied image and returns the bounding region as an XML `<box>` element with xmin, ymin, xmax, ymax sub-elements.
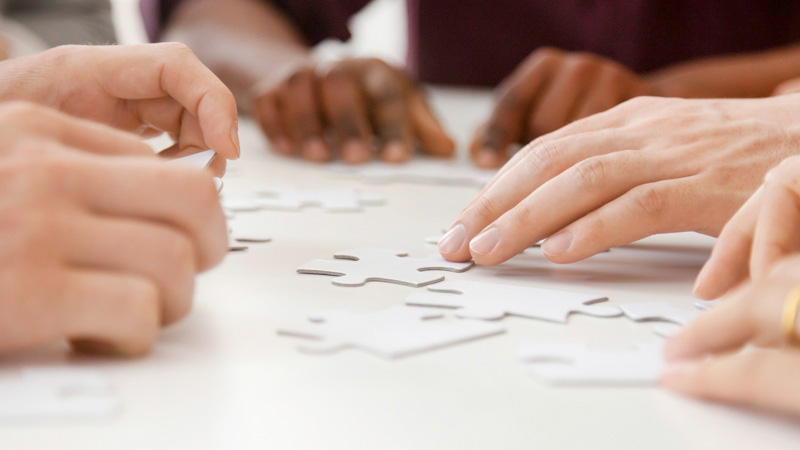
<box><xmin>661</xmin><ymin>256</ymin><xmax>800</xmax><ymax>419</ymax></box>
<box><xmin>252</xmin><ymin>58</ymin><xmax>454</xmax><ymax>164</ymax></box>
<box><xmin>0</xmin><ymin>101</ymin><xmax>228</xmax><ymax>356</ymax></box>
<box><xmin>0</xmin><ymin>43</ymin><xmax>240</xmax><ymax>174</ymax></box>
<box><xmin>439</xmin><ymin>95</ymin><xmax>800</xmax><ymax>266</ymax></box>
<box><xmin>695</xmin><ymin>156</ymin><xmax>800</xmax><ymax>299</ymax></box>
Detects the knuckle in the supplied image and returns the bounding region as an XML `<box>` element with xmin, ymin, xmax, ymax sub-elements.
<box><xmin>525</xmin><ymin>141</ymin><xmax>563</xmax><ymax>172</ymax></box>
<box><xmin>161</xmin><ymin>41</ymin><xmax>196</xmax><ymax>59</ymax></box>
<box><xmin>470</xmin><ymin>194</ymin><xmax>502</xmax><ymax>222</ymax></box>
<box><xmin>529</xmin><ymin>47</ymin><xmax>562</xmax><ymax>64</ymax></box>
<box><xmin>572</xmin><ymin>157</ymin><xmax>609</xmax><ymax>191</ymax></box>
<box><xmin>629</xmin><ymin>184</ymin><xmax>668</xmax><ymax>220</ymax></box>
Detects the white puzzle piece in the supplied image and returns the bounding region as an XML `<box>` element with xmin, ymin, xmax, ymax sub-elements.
<box><xmin>297</xmin><ymin>248</ymin><xmax>474</xmax><ymax>287</ymax></box>
<box><xmin>222</xmin><ymin>198</ymin><xmax>261</xmax><ymax>213</ymax></box>
<box><xmin>406</xmin><ymin>280</ymin><xmax>621</xmax><ymax>322</ymax></box>
<box><xmin>329</xmin><ymin>160</ymin><xmax>496</xmax><ymax>187</ymax></box>
<box><xmin>169</xmin><ymin>149</ymin><xmax>217</xmax><ymax>169</ymax></box>
<box><xmin>278</xmin><ymin>306</ymin><xmax>504</xmax><ymax>359</ymax></box>
<box><xmin>621</xmin><ymin>302</ymin><xmax>702</xmax><ymax>337</ymax></box>
<box><xmin>0</xmin><ymin>368</ymin><xmax>118</xmax><ymax>419</ymax></box>
<box><xmin>518</xmin><ymin>342</ymin><xmax>664</xmax><ymax>386</ymax></box>
<box><xmin>255</xmin><ymin>186</ymin><xmax>384</xmax><ymax>212</ymax></box>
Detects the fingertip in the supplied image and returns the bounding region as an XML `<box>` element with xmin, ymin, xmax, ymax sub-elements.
<box><xmin>272</xmin><ymin>137</ymin><xmax>294</xmax><ymax>156</ymax></box>
<box><xmin>342</xmin><ymin>140</ymin><xmax>372</xmax><ymax>164</ymax></box>
<box><xmin>380</xmin><ymin>141</ymin><xmax>412</xmax><ymax>164</ymax></box>
<box><xmin>473</xmin><ymin>148</ymin><xmax>506</xmax><ymax>168</ymax></box>
<box><xmin>301</xmin><ymin>138</ymin><xmax>331</xmax><ymax>162</ymax></box>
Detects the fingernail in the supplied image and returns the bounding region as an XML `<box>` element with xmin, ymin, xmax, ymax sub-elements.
<box><xmin>438</xmin><ymin>223</ymin><xmax>467</xmax><ymax>254</ymax></box>
<box><xmin>476</xmin><ymin>148</ymin><xmax>501</xmax><ymax>168</ymax></box>
<box><xmin>230</xmin><ymin>122</ymin><xmax>241</xmax><ymax>157</ymax></box>
<box><xmin>382</xmin><ymin>142</ymin><xmax>411</xmax><ymax>163</ymax></box>
<box><xmin>213</xmin><ymin>177</ymin><xmax>224</xmax><ymax>193</ymax></box>
<box><xmin>342</xmin><ymin>140</ymin><xmax>371</xmax><ymax>164</ymax></box>
<box><xmin>542</xmin><ymin>231</ymin><xmax>574</xmax><ymax>256</ymax></box>
<box><xmin>302</xmin><ymin>138</ymin><xmax>329</xmax><ymax>162</ymax></box>
<box><xmin>274</xmin><ymin>138</ymin><xmax>293</xmax><ymax>155</ymax></box>
<box><xmin>470</xmin><ymin>226</ymin><xmax>501</xmax><ymax>255</ymax></box>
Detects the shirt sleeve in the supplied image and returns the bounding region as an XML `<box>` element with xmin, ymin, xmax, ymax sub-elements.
<box><xmin>142</xmin><ymin>0</ymin><xmax>370</xmax><ymax>45</ymax></box>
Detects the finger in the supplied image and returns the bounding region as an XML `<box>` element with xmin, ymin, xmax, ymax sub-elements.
<box><xmin>0</xmin><ymin>102</ymin><xmax>154</xmax><ymax>157</ymax></box>
<box><xmin>468</xmin><ymin>151</ymin><xmax>682</xmax><ymax>266</ymax></box>
<box><xmin>60</xmin><ymin>269</ymin><xmax>160</xmax><ymax>356</ymax></box>
<box><xmin>318</xmin><ymin>65</ymin><xmax>373</xmax><ymax>164</ymax></box>
<box><xmin>540</xmin><ymin>177</ymin><xmax>699</xmax><ymax>263</ymax></box>
<box><xmin>471</xmin><ymin>50</ymin><xmax>560</xmax><ymax>168</ymax></box>
<box><xmin>159</xmin><ymin>144</ymin><xmax>227</xmax><ymax>177</ymax></box>
<box><xmin>664</xmin><ymin>285</ymin><xmax>758</xmax><ymax>361</ymax></box>
<box><xmin>571</xmin><ymin>69</ymin><xmax>627</xmax><ymax>121</ymax></box>
<box><xmin>89</xmin><ymin>43</ymin><xmax>240</xmax><ymax>160</ymax></box>
<box><xmin>750</xmin><ymin>174</ymin><xmax>800</xmax><ymax>279</ymax></box>
<box><xmin>63</xmin><ymin>215</ymin><xmax>197</xmax><ymax>326</ymax></box>
<box><xmin>692</xmin><ymin>188</ymin><xmax>762</xmax><ymax>299</ymax></box>
<box><xmin>440</xmin><ymin>130</ymin><xmax>644</xmax><ymax>262</ymax></box>
<box><xmin>361</xmin><ymin>61</ymin><xmax>414</xmax><ymax>163</ymax></box>
<box><xmin>278</xmin><ymin>68</ymin><xmax>330</xmax><ymax>162</ymax></box>
<box><xmin>661</xmin><ymin>349</ymin><xmax>800</xmax><ymax>418</ymax></box>
<box><xmin>408</xmin><ymin>89</ymin><xmax>454</xmax><ymax>157</ymax></box>
<box><xmin>66</xmin><ymin>155</ymin><xmax>228</xmax><ymax>270</ymax></box>
<box><xmin>527</xmin><ymin>57</ymin><xmax>599</xmax><ymax>139</ymax></box>
<box><xmin>252</xmin><ymin>91</ymin><xmax>293</xmax><ymax>156</ymax></box>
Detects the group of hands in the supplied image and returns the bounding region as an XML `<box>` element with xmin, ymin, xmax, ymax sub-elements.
<box><xmin>3</xmin><ymin>43</ymin><xmax>800</xmax><ymax>420</ymax></box>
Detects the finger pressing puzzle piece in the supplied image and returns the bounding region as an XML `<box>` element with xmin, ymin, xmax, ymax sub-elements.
<box><xmin>298</xmin><ymin>248</ymin><xmax>474</xmax><ymax>287</ymax></box>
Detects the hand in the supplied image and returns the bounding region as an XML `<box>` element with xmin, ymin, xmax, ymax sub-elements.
<box><xmin>694</xmin><ymin>156</ymin><xmax>800</xmax><ymax>299</ymax></box>
<box><xmin>470</xmin><ymin>48</ymin><xmax>660</xmax><ymax>168</ymax></box>
<box><xmin>0</xmin><ymin>102</ymin><xmax>228</xmax><ymax>356</ymax></box>
<box><xmin>661</xmin><ymin>255</ymin><xmax>800</xmax><ymax>419</ymax></box>
<box><xmin>0</xmin><ymin>43</ymin><xmax>240</xmax><ymax>172</ymax></box>
<box><xmin>0</xmin><ymin>37</ymin><xmax>8</xmax><ymax>62</ymax></box>
<box><xmin>439</xmin><ymin>95</ymin><xmax>800</xmax><ymax>266</ymax></box>
<box><xmin>251</xmin><ymin>58</ymin><xmax>454</xmax><ymax>164</ymax></box>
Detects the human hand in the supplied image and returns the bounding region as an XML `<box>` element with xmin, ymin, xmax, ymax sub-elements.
<box><xmin>251</xmin><ymin>58</ymin><xmax>454</xmax><ymax>164</ymax></box>
<box><xmin>0</xmin><ymin>43</ymin><xmax>240</xmax><ymax>173</ymax></box>
<box><xmin>0</xmin><ymin>102</ymin><xmax>228</xmax><ymax>356</ymax></box>
<box><xmin>661</xmin><ymin>256</ymin><xmax>800</xmax><ymax>419</ymax></box>
<box><xmin>439</xmin><ymin>95</ymin><xmax>800</xmax><ymax>266</ymax></box>
<box><xmin>470</xmin><ymin>48</ymin><xmax>660</xmax><ymax>168</ymax></box>
<box><xmin>694</xmin><ymin>156</ymin><xmax>800</xmax><ymax>299</ymax></box>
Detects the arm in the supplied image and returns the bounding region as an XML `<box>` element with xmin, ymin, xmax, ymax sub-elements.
<box><xmin>162</xmin><ymin>0</ymin><xmax>311</xmax><ymax>105</ymax></box>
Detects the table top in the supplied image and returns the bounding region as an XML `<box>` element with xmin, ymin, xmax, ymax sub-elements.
<box><xmin>2</xmin><ymin>88</ymin><xmax>799</xmax><ymax>449</ymax></box>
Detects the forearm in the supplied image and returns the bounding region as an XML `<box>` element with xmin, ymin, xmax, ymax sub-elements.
<box><xmin>163</xmin><ymin>0</ymin><xmax>311</xmax><ymax>106</ymax></box>
<box><xmin>646</xmin><ymin>43</ymin><xmax>800</xmax><ymax>99</ymax></box>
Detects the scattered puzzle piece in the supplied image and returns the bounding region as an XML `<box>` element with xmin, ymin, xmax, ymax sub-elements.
<box><xmin>298</xmin><ymin>248</ymin><xmax>474</xmax><ymax>287</ymax></box>
<box><xmin>278</xmin><ymin>306</ymin><xmax>504</xmax><ymax>359</ymax></box>
<box><xmin>0</xmin><ymin>368</ymin><xmax>118</xmax><ymax>419</ymax></box>
<box><xmin>255</xmin><ymin>186</ymin><xmax>384</xmax><ymax>212</ymax></box>
<box><xmin>694</xmin><ymin>300</ymin><xmax>720</xmax><ymax>311</ymax></box>
<box><xmin>329</xmin><ymin>160</ymin><xmax>496</xmax><ymax>187</ymax></box>
<box><xmin>169</xmin><ymin>149</ymin><xmax>216</xmax><ymax>169</ymax></box>
<box><xmin>222</xmin><ymin>198</ymin><xmax>261</xmax><ymax>213</ymax></box>
<box><xmin>406</xmin><ymin>280</ymin><xmax>621</xmax><ymax>322</ymax></box>
<box><xmin>518</xmin><ymin>342</ymin><xmax>664</xmax><ymax>386</ymax></box>
<box><xmin>621</xmin><ymin>302</ymin><xmax>702</xmax><ymax>337</ymax></box>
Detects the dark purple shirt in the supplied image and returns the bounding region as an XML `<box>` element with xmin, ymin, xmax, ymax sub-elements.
<box><xmin>141</xmin><ymin>0</ymin><xmax>800</xmax><ymax>86</ymax></box>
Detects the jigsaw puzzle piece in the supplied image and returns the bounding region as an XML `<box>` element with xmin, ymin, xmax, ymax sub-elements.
<box><xmin>621</xmin><ymin>302</ymin><xmax>703</xmax><ymax>338</ymax></box>
<box><xmin>518</xmin><ymin>342</ymin><xmax>664</xmax><ymax>385</ymax></box>
<box><xmin>298</xmin><ymin>249</ymin><xmax>473</xmax><ymax>288</ymax></box>
<box><xmin>169</xmin><ymin>149</ymin><xmax>217</xmax><ymax>169</ymax></box>
<box><xmin>255</xmin><ymin>187</ymin><xmax>383</xmax><ymax>212</ymax></box>
<box><xmin>278</xmin><ymin>307</ymin><xmax>504</xmax><ymax>359</ymax></box>
<box><xmin>406</xmin><ymin>281</ymin><xmax>620</xmax><ymax>322</ymax></box>
<box><xmin>0</xmin><ymin>368</ymin><xmax>118</xmax><ymax>419</ymax></box>
<box><xmin>695</xmin><ymin>300</ymin><xmax>720</xmax><ymax>311</ymax></box>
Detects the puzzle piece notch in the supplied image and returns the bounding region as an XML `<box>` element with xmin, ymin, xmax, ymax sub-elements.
<box><xmin>518</xmin><ymin>342</ymin><xmax>664</xmax><ymax>385</ymax></box>
<box><xmin>406</xmin><ymin>280</ymin><xmax>621</xmax><ymax>323</ymax></box>
<box><xmin>278</xmin><ymin>306</ymin><xmax>504</xmax><ymax>359</ymax></box>
<box><xmin>621</xmin><ymin>302</ymin><xmax>703</xmax><ymax>338</ymax></box>
<box><xmin>255</xmin><ymin>186</ymin><xmax>384</xmax><ymax>212</ymax></box>
<box><xmin>298</xmin><ymin>248</ymin><xmax>474</xmax><ymax>287</ymax></box>
<box><xmin>0</xmin><ymin>368</ymin><xmax>118</xmax><ymax>419</ymax></box>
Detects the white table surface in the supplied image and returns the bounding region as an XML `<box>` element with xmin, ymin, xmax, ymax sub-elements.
<box><xmin>2</xmin><ymin>88</ymin><xmax>799</xmax><ymax>449</ymax></box>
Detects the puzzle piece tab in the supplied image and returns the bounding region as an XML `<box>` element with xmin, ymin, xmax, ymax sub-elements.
<box><xmin>518</xmin><ymin>342</ymin><xmax>664</xmax><ymax>385</ymax></box>
<box><xmin>0</xmin><ymin>368</ymin><xmax>118</xmax><ymax>419</ymax></box>
<box><xmin>406</xmin><ymin>280</ymin><xmax>621</xmax><ymax>322</ymax></box>
<box><xmin>298</xmin><ymin>248</ymin><xmax>474</xmax><ymax>287</ymax></box>
<box><xmin>255</xmin><ymin>186</ymin><xmax>384</xmax><ymax>212</ymax></box>
<box><xmin>621</xmin><ymin>302</ymin><xmax>702</xmax><ymax>337</ymax></box>
<box><xmin>278</xmin><ymin>306</ymin><xmax>504</xmax><ymax>359</ymax></box>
